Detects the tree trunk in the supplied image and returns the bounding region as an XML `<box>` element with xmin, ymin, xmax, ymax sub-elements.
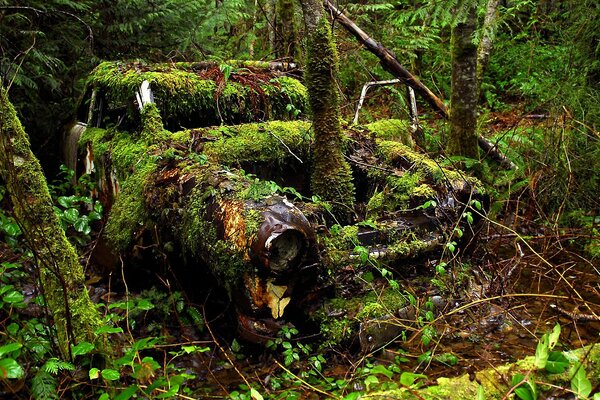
<box><xmin>299</xmin><ymin>0</ymin><xmax>355</xmax><ymax>215</ymax></box>
<box><xmin>273</xmin><ymin>0</ymin><xmax>297</xmax><ymax>59</ymax></box>
<box><xmin>477</xmin><ymin>0</ymin><xmax>501</xmax><ymax>88</ymax></box>
<box><xmin>447</xmin><ymin>6</ymin><xmax>479</xmax><ymax>158</ymax></box>
<box><xmin>0</xmin><ymin>87</ymin><xmax>102</xmax><ymax>360</ymax></box>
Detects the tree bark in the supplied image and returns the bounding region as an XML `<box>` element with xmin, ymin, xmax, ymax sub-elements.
<box><xmin>299</xmin><ymin>0</ymin><xmax>355</xmax><ymax>214</ymax></box>
<box><xmin>447</xmin><ymin>5</ymin><xmax>479</xmax><ymax>158</ymax></box>
<box><xmin>0</xmin><ymin>87</ymin><xmax>102</xmax><ymax>360</ymax></box>
<box><xmin>477</xmin><ymin>0</ymin><xmax>501</xmax><ymax>88</ymax></box>
<box><xmin>273</xmin><ymin>0</ymin><xmax>297</xmax><ymax>59</ymax></box>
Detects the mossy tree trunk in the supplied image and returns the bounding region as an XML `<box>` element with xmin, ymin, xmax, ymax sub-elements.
<box><xmin>0</xmin><ymin>87</ymin><xmax>102</xmax><ymax>360</ymax></box>
<box><xmin>274</xmin><ymin>0</ymin><xmax>298</xmax><ymax>59</ymax></box>
<box><xmin>448</xmin><ymin>5</ymin><xmax>480</xmax><ymax>159</ymax></box>
<box><xmin>299</xmin><ymin>0</ymin><xmax>355</xmax><ymax>214</ymax></box>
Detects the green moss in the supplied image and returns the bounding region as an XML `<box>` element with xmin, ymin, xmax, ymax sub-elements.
<box><xmin>366</xmin><ymin>119</ymin><xmax>413</xmax><ymax>148</ymax></box>
<box><xmin>105</xmin><ymin>162</ymin><xmax>157</xmax><ymax>250</ymax></box>
<box><xmin>366</xmin><ymin>172</ymin><xmax>437</xmax><ymax>219</ymax></box>
<box><xmin>315</xmin><ymin>287</ymin><xmax>407</xmax><ymax>346</ymax></box>
<box><xmin>377</xmin><ymin>140</ymin><xmax>466</xmax><ymax>185</ymax></box>
<box><xmin>179</xmin><ymin>181</ymin><xmax>246</xmax><ymax>293</ymax></box>
<box><xmin>110</xmin><ymin>134</ymin><xmax>149</xmax><ymax>179</ymax></box>
<box><xmin>330</xmin><ymin>225</ymin><xmax>359</xmax><ymax>248</ymax></box>
<box><xmin>87</xmin><ymin>61</ymin><xmax>308</xmax><ymax>127</ymax></box>
<box><xmin>202</xmin><ymin>120</ymin><xmax>312</xmax><ymax>165</ymax></box>
<box><xmin>0</xmin><ymin>88</ymin><xmax>103</xmax><ymax>358</ymax></box>
<box><xmin>79</xmin><ymin>127</ymin><xmax>111</xmax><ymax>158</ymax></box>
<box><xmin>366</xmin><ymin>191</ymin><xmax>385</xmax><ymax>220</ymax></box>
<box><xmin>140</xmin><ymin>103</ymin><xmax>168</xmax><ymax>141</ymax></box>
<box><xmin>244</xmin><ymin>208</ymin><xmax>263</xmax><ymax>238</ymax></box>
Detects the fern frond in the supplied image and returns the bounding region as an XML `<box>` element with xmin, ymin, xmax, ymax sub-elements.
<box><xmin>32</xmin><ymin>370</ymin><xmax>59</xmax><ymax>400</ymax></box>
<box><xmin>42</xmin><ymin>357</ymin><xmax>75</xmax><ymax>375</ymax></box>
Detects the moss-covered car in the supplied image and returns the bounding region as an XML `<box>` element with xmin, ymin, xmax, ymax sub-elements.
<box><xmin>64</xmin><ymin>61</ymin><xmax>485</xmax><ymax>345</ymax></box>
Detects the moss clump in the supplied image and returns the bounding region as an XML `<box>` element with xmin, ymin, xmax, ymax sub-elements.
<box><xmin>315</xmin><ymin>287</ymin><xmax>407</xmax><ymax>346</ymax></box>
<box><xmin>367</xmin><ymin>173</ymin><xmax>437</xmax><ymax>219</ymax></box>
<box><xmin>376</xmin><ymin>140</ymin><xmax>472</xmax><ymax>187</ymax></box>
<box><xmin>201</xmin><ymin>120</ymin><xmax>312</xmax><ymax>165</ymax></box>
<box><xmin>366</xmin><ymin>119</ymin><xmax>413</xmax><ymax>148</ymax></box>
<box><xmin>87</xmin><ymin>61</ymin><xmax>308</xmax><ymax>128</ymax></box>
<box><xmin>305</xmin><ymin>17</ymin><xmax>355</xmax><ymax>213</ymax></box>
<box><xmin>179</xmin><ymin>177</ymin><xmax>247</xmax><ymax>293</ymax></box>
<box><xmin>79</xmin><ymin>127</ymin><xmax>111</xmax><ymax>158</ymax></box>
<box><xmin>140</xmin><ymin>103</ymin><xmax>168</xmax><ymax>142</ymax></box>
<box><xmin>105</xmin><ymin>162</ymin><xmax>157</xmax><ymax>250</ymax></box>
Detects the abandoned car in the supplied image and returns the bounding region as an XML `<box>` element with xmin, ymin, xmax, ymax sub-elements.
<box><xmin>64</xmin><ymin>60</ymin><xmax>485</xmax><ymax>347</ymax></box>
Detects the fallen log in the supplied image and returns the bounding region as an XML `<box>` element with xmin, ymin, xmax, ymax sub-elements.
<box><xmin>324</xmin><ymin>0</ymin><xmax>517</xmax><ymax>169</ymax></box>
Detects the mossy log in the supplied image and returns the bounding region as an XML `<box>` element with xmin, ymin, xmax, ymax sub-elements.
<box><xmin>364</xmin><ymin>344</ymin><xmax>600</xmax><ymax>399</ymax></box>
<box><xmin>85</xmin><ymin>61</ymin><xmax>308</xmax><ymax>130</ymax></box>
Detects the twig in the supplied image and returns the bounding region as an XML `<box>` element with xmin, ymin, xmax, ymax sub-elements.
<box><xmin>269</xmin><ymin>129</ymin><xmax>304</xmax><ymax>163</ymax></box>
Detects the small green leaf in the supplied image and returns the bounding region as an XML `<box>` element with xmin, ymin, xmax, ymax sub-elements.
<box><xmin>74</xmin><ymin>217</ymin><xmax>89</xmax><ymax>233</ymax></box>
<box><xmin>3</xmin><ymin>290</ymin><xmax>24</xmax><ymax>304</ymax></box>
<box><xmin>548</xmin><ymin>324</ymin><xmax>561</xmax><ymax>350</ymax></box>
<box><xmin>512</xmin><ymin>374</ymin><xmax>536</xmax><ymax>400</ymax></box>
<box><xmin>136</xmin><ymin>299</ymin><xmax>154</xmax><ymax>310</ymax></box>
<box><xmin>58</xmin><ymin>196</ymin><xmax>72</xmax><ymax>208</ymax></box>
<box><xmin>99</xmin><ymin>393</ymin><xmax>110</xmax><ymax>400</ymax></box>
<box><xmin>250</xmin><ymin>388</ymin><xmax>264</xmax><ymax>400</ymax></box>
<box><xmin>114</xmin><ymin>385</ymin><xmax>139</xmax><ymax>400</ymax></box>
<box><xmin>370</xmin><ymin>364</ymin><xmax>394</xmax><ymax>379</ymax></box>
<box><xmin>72</xmin><ymin>341</ymin><xmax>95</xmax><ymax>356</ymax></box>
<box><xmin>570</xmin><ymin>362</ymin><xmax>592</xmax><ymax>398</ymax></box>
<box><xmin>364</xmin><ymin>374</ymin><xmax>379</xmax><ymax>390</ymax></box>
<box><xmin>400</xmin><ymin>372</ymin><xmax>427</xmax><ymax>387</ymax></box>
<box><xmin>0</xmin><ymin>358</ymin><xmax>24</xmax><ymax>379</ymax></box>
<box><xmin>477</xmin><ymin>384</ymin><xmax>485</xmax><ymax>400</ymax></box>
<box><xmin>0</xmin><ymin>342</ymin><xmax>22</xmax><ymax>357</ymax></box>
<box><xmin>101</xmin><ymin>368</ymin><xmax>121</xmax><ymax>381</ymax></box>
<box><xmin>545</xmin><ymin>351</ymin><xmax>569</xmax><ymax>374</ymax></box>
<box><xmin>63</xmin><ymin>208</ymin><xmax>79</xmax><ymax>223</ymax></box>
<box><xmin>95</xmin><ymin>326</ymin><xmax>124</xmax><ymax>334</ymax></box>
<box><xmin>534</xmin><ymin>332</ymin><xmax>550</xmax><ymax>369</ymax></box>
<box><xmin>89</xmin><ymin>367</ymin><xmax>100</xmax><ymax>379</ymax></box>
<box><xmin>3</xmin><ymin>222</ymin><xmax>20</xmax><ymax>236</ymax></box>
<box><xmin>343</xmin><ymin>393</ymin><xmax>361</xmax><ymax>400</ymax></box>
